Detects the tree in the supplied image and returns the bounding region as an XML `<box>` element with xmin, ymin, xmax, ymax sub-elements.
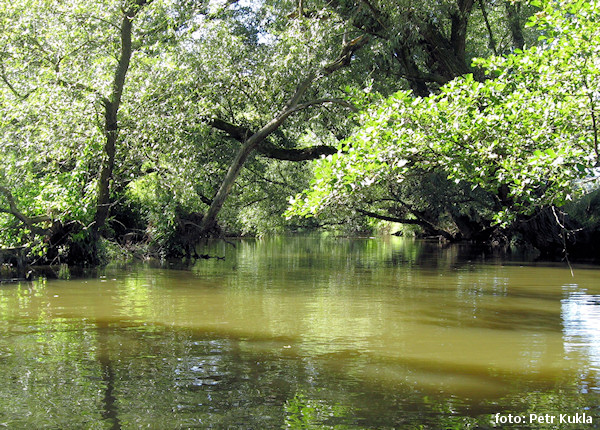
<box><xmin>0</xmin><ymin>0</ymin><xmax>201</xmax><ymax>263</ymax></box>
<box><xmin>287</xmin><ymin>0</ymin><xmax>600</xmax><ymax>251</ymax></box>
<box><xmin>323</xmin><ymin>0</ymin><xmax>538</xmax><ymax>96</ymax></box>
<box><xmin>94</xmin><ymin>0</ymin><xmax>153</xmax><ymax>236</ymax></box>
<box><xmin>1</xmin><ymin>1</ymin><xmax>122</xmax><ymax>261</ymax></box>
<box><xmin>197</xmin><ymin>34</ymin><xmax>369</xmax><ymax>234</ymax></box>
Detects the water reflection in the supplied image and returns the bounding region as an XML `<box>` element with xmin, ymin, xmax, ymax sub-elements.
<box><xmin>562</xmin><ymin>286</ymin><xmax>600</xmax><ymax>393</ymax></box>
<box><xmin>0</xmin><ymin>237</ymin><xmax>599</xmax><ymax>428</ymax></box>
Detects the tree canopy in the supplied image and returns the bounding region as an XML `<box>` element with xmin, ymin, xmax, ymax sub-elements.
<box><xmin>1</xmin><ymin>0</ymin><xmax>598</xmax><ymax>264</ymax></box>
<box><xmin>287</xmin><ymin>0</ymin><xmax>600</xmax><ymax>252</ymax></box>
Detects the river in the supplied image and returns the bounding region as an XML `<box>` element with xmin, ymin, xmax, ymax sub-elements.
<box><xmin>0</xmin><ymin>236</ymin><xmax>599</xmax><ymax>428</ymax></box>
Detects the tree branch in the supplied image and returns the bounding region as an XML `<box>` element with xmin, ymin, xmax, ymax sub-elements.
<box><xmin>0</xmin><ymin>64</ymin><xmax>33</xmax><ymax>99</ymax></box>
<box><xmin>505</xmin><ymin>1</ymin><xmax>524</xmax><ymax>50</ymax></box>
<box><xmin>56</xmin><ymin>78</ymin><xmax>109</xmax><ymax>105</ymax></box>
<box><xmin>258</xmin><ymin>141</ymin><xmax>337</xmax><ymax>161</ymax></box>
<box><xmin>198</xmin><ymin>193</ymin><xmax>213</xmax><ymax>206</ymax></box>
<box><xmin>208</xmin><ymin>117</ymin><xmax>338</xmax><ymax>161</ymax></box>
<box><xmin>0</xmin><ymin>186</ymin><xmax>52</xmax><ymax>234</ymax></box>
<box><xmin>357</xmin><ymin>208</ymin><xmax>423</xmax><ymax>224</ymax></box>
<box><xmin>358</xmin><ymin>0</ymin><xmax>387</xmax><ymax>30</ymax></box>
<box><xmin>357</xmin><ymin>208</ymin><xmax>455</xmax><ymax>240</ymax></box>
<box><xmin>478</xmin><ymin>0</ymin><xmax>498</xmax><ymax>56</ymax></box>
<box><xmin>208</xmin><ymin>118</ymin><xmax>251</xmax><ymax>142</ymax></box>
<box><xmin>322</xmin><ymin>35</ymin><xmax>370</xmax><ymax>75</ymax></box>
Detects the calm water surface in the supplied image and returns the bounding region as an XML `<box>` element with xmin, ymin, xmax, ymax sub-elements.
<box><xmin>1</xmin><ymin>237</ymin><xmax>599</xmax><ymax>429</ymax></box>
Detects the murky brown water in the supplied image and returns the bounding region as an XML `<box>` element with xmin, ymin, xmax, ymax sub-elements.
<box><xmin>1</xmin><ymin>236</ymin><xmax>599</xmax><ymax>428</ymax></box>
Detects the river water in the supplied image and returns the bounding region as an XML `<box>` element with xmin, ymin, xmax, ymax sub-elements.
<box><xmin>0</xmin><ymin>236</ymin><xmax>599</xmax><ymax>428</ymax></box>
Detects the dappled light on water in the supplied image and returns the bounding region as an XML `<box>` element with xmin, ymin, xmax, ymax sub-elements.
<box><xmin>1</xmin><ymin>237</ymin><xmax>599</xmax><ymax>428</ymax></box>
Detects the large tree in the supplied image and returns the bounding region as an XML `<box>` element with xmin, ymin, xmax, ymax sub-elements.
<box><xmin>0</xmin><ymin>0</ymin><xmax>203</xmax><ymax>262</ymax></box>
<box><xmin>287</xmin><ymin>0</ymin><xmax>600</xmax><ymax>254</ymax></box>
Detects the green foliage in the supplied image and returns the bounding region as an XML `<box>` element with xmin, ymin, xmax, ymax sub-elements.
<box><xmin>0</xmin><ymin>0</ymin><xmax>212</xmax><ymax>258</ymax></box>
<box><xmin>0</xmin><ymin>0</ymin><xmax>138</xmax><ymax>253</ymax></box>
<box><xmin>288</xmin><ymin>0</ymin><xmax>600</xmax><ymax>231</ymax></box>
<box><xmin>0</xmin><ymin>0</ymin><xmax>572</xmax><ymax>261</ymax></box>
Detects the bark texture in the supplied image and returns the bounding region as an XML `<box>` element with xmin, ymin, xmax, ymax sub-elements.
<box><xmin>94</xmin><ymin>0</ymin><xmax>151</xmax><ymax>235</ymax></box>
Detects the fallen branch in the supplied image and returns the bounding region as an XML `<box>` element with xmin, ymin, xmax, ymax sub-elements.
<box><xmin>357</xmin><ymin>208</ymin><xmax>455</xmax><ymax>240</ymax></box>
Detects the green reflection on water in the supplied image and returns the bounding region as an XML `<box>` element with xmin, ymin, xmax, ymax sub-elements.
<box><xmin>0</xmin><ymin>236</ymin><xmax>599</xmax><ymax>428</ymax></box>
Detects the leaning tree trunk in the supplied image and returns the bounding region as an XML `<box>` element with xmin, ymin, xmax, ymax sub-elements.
<box><xmin>198</xmin><ymin>35</ymin><xmax>369</xmax><ymax>235</ymax></box>
<box><xmin>199</xmin><ymin>73</ymin><xmax>317</xmax><ymax>234</ymax></box>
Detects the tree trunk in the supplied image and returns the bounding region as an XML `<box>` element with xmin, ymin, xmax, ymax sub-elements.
<box><xmin>393</xmin><ymin>46</ymin><xmax>432</xmax><ymax>97</ymax></box>
<box><xmin>505</xmin><ymin>1</ymin><xmax>525</xmax><ymax>50</ymax></box>
<box><xmin>450</xmin><ymin>0</ymin><xmax>474</xmax><ymax>64</ymax></box>
<box><xmin>420</xmin><ymin>22</ymin><xmax>472</xmax><ymax>81</ymax></box>
<box><xmin>94</xmin><ymin>1</ymin><xmax>149</xmax><ymax>236</ymax></box>
<box><xmin>199</xmin><ymin>35</ymin><xmax>369</xmax><ymax>234</ymax></box>
<box><xmin>95</xmin><ymin>104</ymin><xmax>118</xmax><ymax>235</ymax></box>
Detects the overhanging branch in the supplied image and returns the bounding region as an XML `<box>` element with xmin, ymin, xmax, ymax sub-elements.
<box><xmin>357</xmin><ymin>208</ymin><xmax>454</xmax><ymax>240</ymax></box>
<box><xmin>323</xmin><ymin>35</ymin><xmax>370</xmax><ymax>75</ymax></box>
<box><xmin>208</xmin><ymin>118</ymin><xmax>250</xmax><ymax>142</ymax></box>
<box><xmin>208</xmin><ymin>117</ymin><xmax>338</xmax><ymax>161</ymax></box>
<box><xmin>258</xmin><ymin>141</ymin><xmax>337</xmax><ymax>161</ymax></box>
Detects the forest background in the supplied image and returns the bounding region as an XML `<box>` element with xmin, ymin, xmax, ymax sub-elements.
<box><xmin>1</xmin><ymin>0</ymin><xmax>599</xmax><ymax>265</ymax></box>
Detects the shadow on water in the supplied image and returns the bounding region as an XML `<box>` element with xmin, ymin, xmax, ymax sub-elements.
<box><xmin>1</xmin><ymin>237</ymin><xmax>600</xmax><ymax>428</ymax></box>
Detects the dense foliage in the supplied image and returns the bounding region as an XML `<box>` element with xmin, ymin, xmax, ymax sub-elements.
<box><xmin>287</xmin><ymin>0</ymin><xmax>600</xmax><ymax>255</ymax></box>
<box><xmin>1</xmin><ymin>0</ymin><xmax>598</xmax><ymax>264</ymax></box>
